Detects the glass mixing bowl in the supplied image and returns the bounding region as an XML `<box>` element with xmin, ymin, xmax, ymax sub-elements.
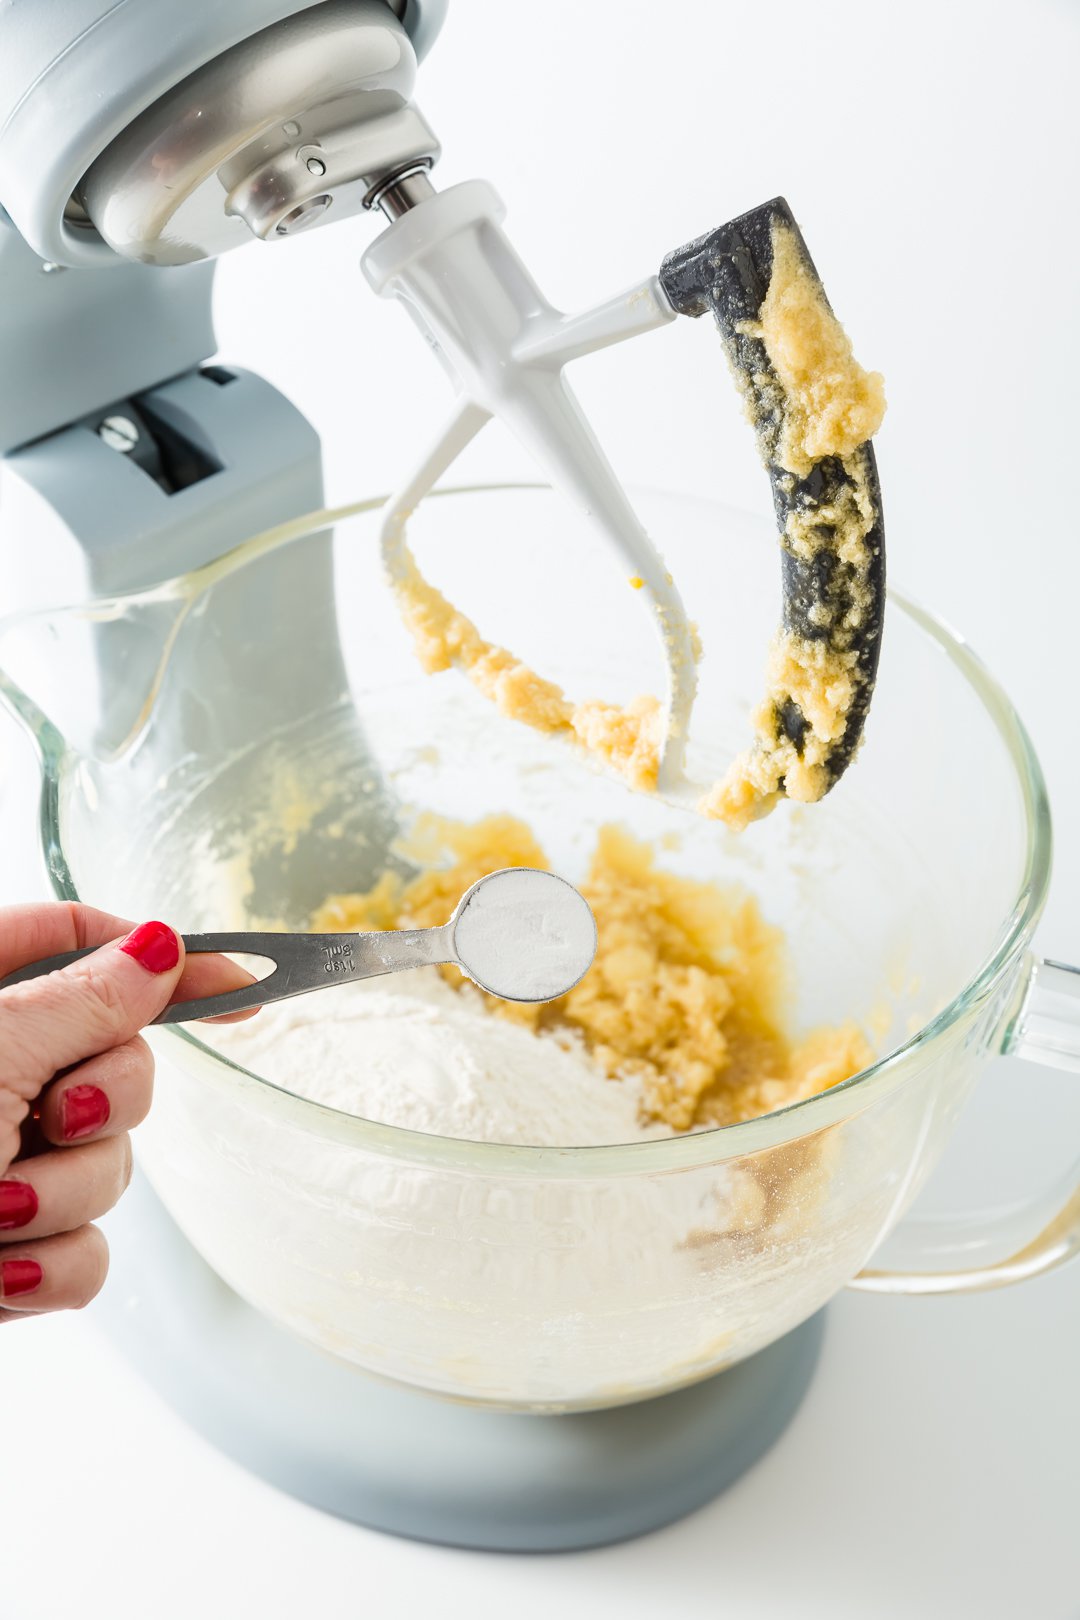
<box><xmin>2</xmin><ymin>485</ymin><xmax>1077</xmax><ymax>1412</ymax></box>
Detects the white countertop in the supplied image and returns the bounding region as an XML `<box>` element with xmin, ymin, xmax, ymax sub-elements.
<box><xmin>2</xmin><ymin>2</ymin><xmax>1079</xmax><ymax>1615</ymax></box>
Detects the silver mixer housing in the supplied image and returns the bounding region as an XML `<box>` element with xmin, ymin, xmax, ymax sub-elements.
<box><xmin>76</xmin><ymin>0</ymin><xmax>441</xmax><ymax>264</ymax></box>
<box><xmin>0</xmin><ymin>0</ymin><xmax>446</xmax><ymax>269</ymax></box>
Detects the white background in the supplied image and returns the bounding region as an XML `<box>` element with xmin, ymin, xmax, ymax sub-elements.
<box><xmin>2</xmin><ymin>1</ymin><xmax>1079</xmax><ymax>1616</ymax></box>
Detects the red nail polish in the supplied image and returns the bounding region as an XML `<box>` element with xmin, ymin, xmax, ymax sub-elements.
<box><xmin>61</xmin><ymin>1084</ymin><xmax>111</xmax><ymax>1141</ymax></box>
<box><xmin>0</xmin><ymin>1179</ymin><xmax>38</xmax><ymax>1230</ymax></box>
<box><xmin>1</xmin><ymin>1258</ymin><xmax>43</xmax><ymax>1298</ymax></box>
<box><xmin>119</xmin><ymin>920</ymin><xmax>179</xmax><ymax>974</ymax></box>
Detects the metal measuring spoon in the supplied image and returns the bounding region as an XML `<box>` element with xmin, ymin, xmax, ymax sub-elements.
<box><xmin>0</xmin><ymin>869</ymin><xmax>598</xmax><ymax>1023</ymax></box>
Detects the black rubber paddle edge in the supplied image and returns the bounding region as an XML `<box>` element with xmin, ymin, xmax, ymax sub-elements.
<box><xmin>658</xmin><ymin>197</ymin><xmax>885</xmax><ymax>790</ymax></box>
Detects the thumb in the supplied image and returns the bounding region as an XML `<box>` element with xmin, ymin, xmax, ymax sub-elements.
<box><xmin>0</xmin><ymin>921</ymin><xmax>185</xmax><ymax>1102</ymax></box>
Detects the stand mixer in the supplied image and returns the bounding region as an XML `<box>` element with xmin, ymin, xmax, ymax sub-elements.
<box><xmin>2</xmin><ymin>0</ymin><xmax>1078</xmax><ymax>1555</ymax></box>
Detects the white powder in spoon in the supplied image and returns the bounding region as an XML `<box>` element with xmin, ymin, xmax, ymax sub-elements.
<box><xmin>452</xmin><ymin>867</ymin><xmax>597</xmax><ymax>1002</ymax></box>
<box><xmin>206</xmin><ymin>967</ymin><xmax>666</xmax><ymax>1147</ymax></box>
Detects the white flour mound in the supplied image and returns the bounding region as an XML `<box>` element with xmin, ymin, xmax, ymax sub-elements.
<box><xmin>206</xmin><ymin>967</ymin><xmax>666</xmax><ymax>1147</ymax></box>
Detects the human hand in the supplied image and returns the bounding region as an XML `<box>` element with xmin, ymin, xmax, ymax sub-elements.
<box><xmin>0</xmin><ymin>904</ymin><xmax>252</xmax><ymax>1321</ymax></box>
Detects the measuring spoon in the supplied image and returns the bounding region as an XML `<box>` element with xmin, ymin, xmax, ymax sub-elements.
<box><xmin>0</xmin><ymin>868</ymin><xmax>597</xmax><ymax>1022</ymax></box>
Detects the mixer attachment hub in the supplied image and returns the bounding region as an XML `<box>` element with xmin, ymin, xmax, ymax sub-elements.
<box><xmin>71</xmin><ymin>0</ymin><xmax>441</xmax><ymax>266</ymax></box>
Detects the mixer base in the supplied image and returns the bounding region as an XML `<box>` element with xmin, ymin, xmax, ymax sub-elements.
<box><xmin>99</xmin><ymin>1172</ymin><xmax>824</xmax><ymax>1553</ymax></box>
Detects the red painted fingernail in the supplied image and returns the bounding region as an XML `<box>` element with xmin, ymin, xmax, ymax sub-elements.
<box><xmin>119</xmin><ymin>920</ymin><xmax>179</xmax><ymax>974</ymax></box>
<box><xmin>1</xmin><ymin>1258</ymin><xmax>43</xmax><ymax>1298</ymax></box>
<box><xmin>61</xmin><ymin>1084</ymin><xmax>111</xmax><ymax>1141</ymax></box>
<box><xmin>0</xmin><ymin>1179</ymin><xmax>38</xmax><ymax>1230</ymax></box>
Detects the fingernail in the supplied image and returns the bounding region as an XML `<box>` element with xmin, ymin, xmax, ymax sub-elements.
<box><xmin>0</xmin><ymin>1179</ymin><xmax>38</xmax><ymax>1231</ymax></box>
<box><xmin>1</xmin><ymin>1258</ymin><xmax>43</xmax><ymax>1298</ymax></box>
<box><xmin>61</xmin><ymin>1084</ymin><xmax>111</xmax><ymax>1141</ymax></box>
<box><xmin>119</xmin><ymin>920</ymin><xmax>179</xmax><ymax>974</ymax></box>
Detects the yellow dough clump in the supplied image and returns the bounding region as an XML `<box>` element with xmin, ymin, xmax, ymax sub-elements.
<box><xmin>756</xmin><ymin>220</ymin><xmax>886</xmax><ymax>478</ymax></box>
<box><xmin>394</xmin><ymin>555</ymin><xmax>662</xmax><ymax>792</ymax></box>
<box><xmin>699</xmin><ymin>630</ymin><xmax>860</xmax><ymax>827</ymax></box>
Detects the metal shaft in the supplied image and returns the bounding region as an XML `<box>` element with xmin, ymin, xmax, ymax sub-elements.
<box><xmin>370</xmin><ymin>163</ymin><xmax>437</xmax><ymax>221</ymax></box>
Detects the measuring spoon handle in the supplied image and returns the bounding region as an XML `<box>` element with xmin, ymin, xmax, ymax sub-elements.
<box><xmin>0</xmin><ymin>928</ymin><xmax>456</xmax><ymax>1023</ymax></box>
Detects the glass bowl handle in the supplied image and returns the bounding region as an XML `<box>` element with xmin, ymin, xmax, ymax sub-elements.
<box><xmin>851</xmin><ymin>956</ymin><xmax>1080</xmax><ymax>1295</ymax></box>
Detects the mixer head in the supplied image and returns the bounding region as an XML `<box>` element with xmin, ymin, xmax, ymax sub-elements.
<box><xmin>73</xmin><ymin>0</ymin><xmax>440</xmax><ymax>265</ymax></box>
<box><xmin>0</xmin><ymin>1</ymin><xmax>446</xmax><ymax>269</ymax></box>
<box><xmin>0</xmin><ymin>0</ymin><xmax>885</xmax><ymax>828</ymax></box>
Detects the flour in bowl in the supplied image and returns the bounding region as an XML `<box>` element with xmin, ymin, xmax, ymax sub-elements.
<box><xmin>206</xmin><ymin>967</ymin><xmax>664</xmax><ymax>1147</ymax></box>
